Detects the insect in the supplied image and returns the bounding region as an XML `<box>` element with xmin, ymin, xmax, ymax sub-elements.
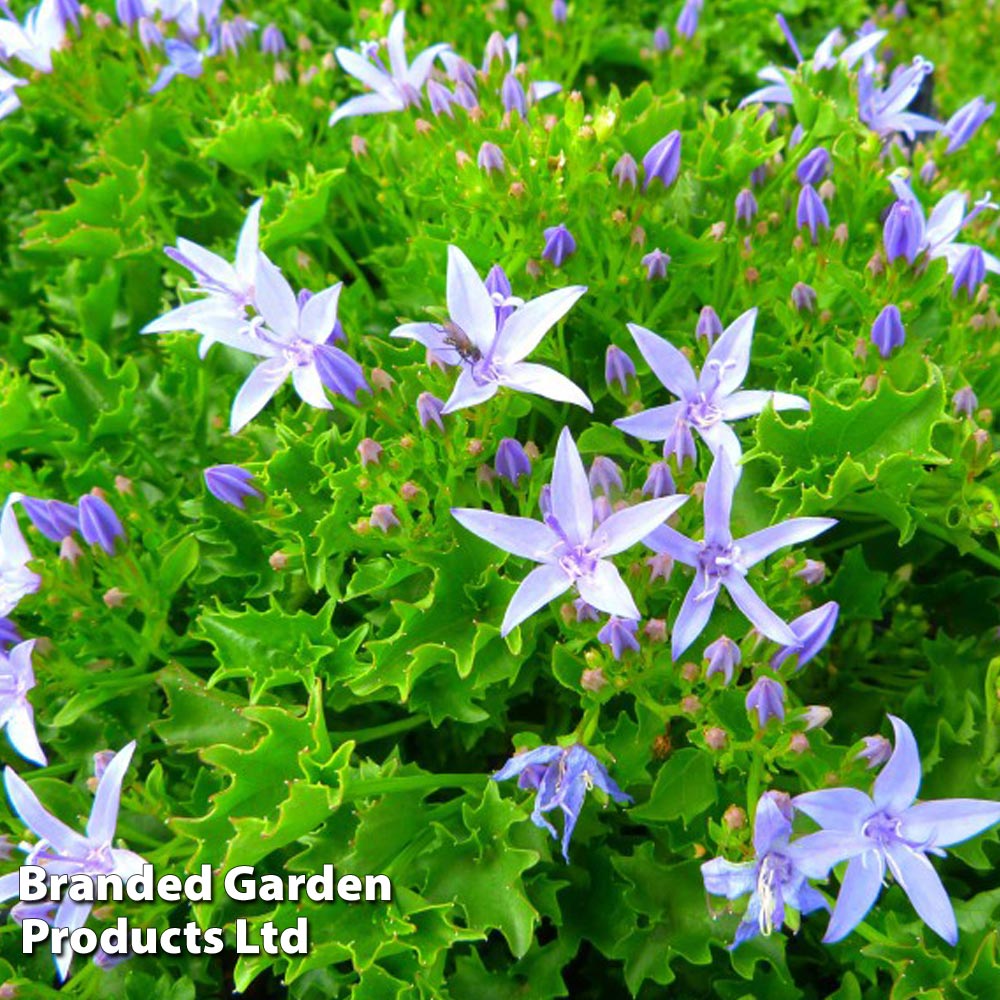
<box><xmin>439</xmin><ymin>320</ymin><xmax>482</xmax><ymax>364</ymax></box>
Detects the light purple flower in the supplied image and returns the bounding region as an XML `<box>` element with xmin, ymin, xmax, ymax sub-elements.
<box><xmin>18</xmin><ymin>497</ymin><xmax>78</xmax><ymax>543</ymax></box>
<box><xmin>494</xmin><ymin>744</ymin><xmax>631</xmax><ymax>860</ymax></box>
<box><xmin>542</xmin><ymin>224</ymin><xmax>577</xmax><ymax>267</ymax></box>
<box><xmin>735</xmin><ymin>188</ymin><xmax>757</xmax><ymax>226</ymax></box>
<box><xmin>856</xmin><ymin>734</ymin><xmax>892</xmax><ymax>769</ymax></box>
<box><xmin>551</xmin><ymin>0</ymin><xmax>567</xmax><ymax>24</ymax></box>
<box><xmin>702</xmin><ymin>791</ymin><xmax>828</xmax><ymax>947</ymax></box>
<box><xmin>747</xmin><ymin>676</ymin><xmax>785</xmax><ymax>726</ymax></box>
<box><xmin>796</xmin><ymin>184</ymin><xmax>829</xmax><ymax>242</ymax></box>
<box><xmin>495</xmin><ymin>438</ymin><xmax>532</xmax><ymax>486</ymax></box>
<box><xmin>589</xmin><ymin>457</ymin><xmax>622</xmax><ymax>498</ymax></box>
<box><xmin>598</xmin><ymin>616</ymin><xmax>639</xmax><ymax>659</ymax></box>
<box><xmin>452</xmin><ymin>427</ymin><xmax>687</xmax><ymax>635</ymax></box>
<box><xmin>329</xmin><ymin>11</ymin><xmax>449</xmax><ymax>126</ymax></box>
<box><xmin>871</xmin><ymin>304</ymin><xmax>905</xmax><ymax>358</ymax></box>
<box><xmin>642</xmin><ymin>248</ymin><xmax>670</xmax><ymax>280</ymax></box>
<box><xmin>77</xmin><ymin>495</ymin><xmax>124</xmax><ymax>555</ymax></box>
<box><xmin>612</xmin><ymin>153</ymin><xmax>638</xmax><ymax>189</ymax></box>
<box><xmin>149</xmin><ymin>33</ymin><xmax>219</xmax><ymax>94</ymax></box>
<box><xmin>944</xmin><ymin>97</ymin><xmax>995</xmax><ymax>153</ymax></box>
<box><xmin>0</xmin><ymin>618</ymin><xmax>20</xmax><ymax>649</ymax></box>
<box><xmin>0</xmin><ymin>742</ymin><xmax>147</xmax><ymax>980</ymax></box>
<box><xmin>952</xmin><ymin>245</ymin><xmax>986</xmax><ymax>299</ymax></box>
<box><xmin>259</xmin><ymin>22</ymin><xmax>285</xmax><ymax>55</ymax></box>
<box><xmin>0</xmin><ymin>500</ymin><xmax>41</xmax><ymax>617</ymax></box>
<box><xmin>393</xmin><ymin>246</ymin><xmax>589</xmax><ymax>415</ymax></box>
<box><xmin>427</xmin><ymin>78</ymin><xmax>455</xmax><ymax>117</ymax></box>
<box><xmin>794</xmin><ymin>716</ymin><xmax>1000</xmax><ymax>945</ymax></box>
<box><xmin>0</xmin><ymin>640</ymin><xmax>45</xmax><ymax>766</ymax></box>
<box><xmin>501</xmin><ymin>72</ymin><xmax>527</xmax><ymax>117</ymax></box>
<box><xmin>416</xmin><ymin>392</ymin><xmax>445</xmax><ymax>431</ymax></box>
<box><xmin>771</xmin><ymin>601</ymin><xmax>839</xmax><ymax>670</ymax></box>
<box><xmin>675</xmin><ymin>0</ymin><xmax>702</xmax><ymax>40</ymax></box>
<box><xmin>797</xmin><ymin>559</ymin><xmax>826</xmax><ymax>585</ymax></box>
<box><xmin>642</xmin><ymin>130</ymin><xmax>682</xmax><ymax>191</ymax></box>
<box><xmin>477</xmin><ymin>140</ymin><xmax>505</xmax><ymax>174</ymax></box>
<box><xmin>203</xmin><ymin>465</ymin><xmax>262</xmax><ymax>509</ymax></box>
<box><xmin>796</xmin><ymin>147</ymin><xmax>830</xmax><ymax>186</ymax></box>
<box><xmin>0</xmin><ymin>0</ymin><xmax>67</xmax><ymax>73</ymax></box>
<box><xmin>704</xmin><ymin>635</ymin><xmax>740</xmax><ymax>685</ymax></box>
<box><xmin>115</xmin><ymin>0</ymin><xmax>145</xmax><ymax>28</ymax></box>
<box><xmin>653</xmin><ymin>26</ymin><xmax>669</xmax><ymax>52</ymax></box>
<box><xmin>642</xmin><ymin>462</ymin><xmax>675</xmax><ymax>499</ymax></box>
<box><xmin>605</xmin><ymin>345</ymin><xmax>636</xmax><ymax>392</ymax></box>
<box><xmin>644</xmin><ymin>452</ymin><xmax>834</xmax><ymax>658</ymax></box>
<box><xmin>370</xmin><ymin>504</ymin><xmax>400</xmax><ymax>533</ymax></box>
<box><xmin>883</xmin><ymin>199</ymin><xmax>923</xmax><ymax>264</ymax></box>
<box><xmin>573</xmin><ymin>597</ymin><xmax>599</xmax><ymax>623</ymax></box>
<box><xmin>791</xmin><ymin>282</ymin><xmax>817</xmax><ymax>313</ymax></box>
<box><xmin>696</xmin><ymin>305</ymin><xmax>723</xmax><ymax>345</ymax></box>
<box><xmin>952</xmin><ymin>386</ymin><xmax>977</xmax><ymax>418</ymax></box>
<box><xmin>857</xmin><ymin>56</ymin><xmax>942</xmax><ymax>140</ymax></box>
<box><xmin>613</xmin><ymin>308</ymin><xmax>809</xmax><ymax>465</ymax></box>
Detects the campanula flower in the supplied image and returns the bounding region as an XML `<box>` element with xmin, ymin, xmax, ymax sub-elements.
<box><xmin>78</xmin><ymin>494</ymin><xmax>124</xmax><ymax>555</ymax></box>
<box><xmin>452</xmin><ymin>427</ymin><xmax>687</xmax><ymax>635</ymax></box>
<box><xmin>703</xmin><ymin>791</ymin><xmax>828</xmax><ymax>947</ymax></box>
<box><xmin>796</xmin><ymin>148</ymin><xmax>830</xmax><ymax>186</ymax></box>
<box><xmin>370</xmin><ymin>504</ymin><xmax>400</xmax><ymax>533</ymax></box>
<box><xmin>115</xmin><ymin>0</ymin><xmax>145</xmax><ymax>28</ymax></box>
<box><xmin>0</xmin><ymin>639</ymin><xmax>45</xmax><ymax>766</ymax></box>
<box><xmin>675</xmin><ymin>0</ymin><xmax>702</xmax><ymax>40</ymax></box>
<box><xmin>0</xmin><ymin>501</ymin><xmax>41</xmax><ymax>618</ymax></box>
<box><xmin>416</xmin><ymin>392</ymin><xmax>445</xmax><ymax>430</ymax></box>
<box><xmin>642</xmin><ymin>130</ymin><xmax>682</xmax><ymax>191</ymax></box>
<box><xmin>746</xmin><ymin>676</ymin><xmax>786</xmax><ymax>726</ymax></box>
<box><xmin>598</xmin><ymin>617</ymin><xmax>640</xmax><ymax>659</ymax></box>
<box><xmin>870</xmin><ymin>304</ymin><xmax>906</xmax><ymax>358</ymax></box>
<box><xmin>883</xmin><ymin>199</ymin><xmax>923</xmax><ymax>264</ymax></box>
<box><xmin>952</xmin><ymin>386</ymin><xmax>978</xmax><ymax>418</ymax></box>
<box><xmin>796</xmin><ymin>184</ymin><xmax>829</xmax><ymax>242</ymax></box>
<box><xmin>696</xmin><ymin>306</ymin><xmax>723</xmax><ymax>345</ymax></box>
<box><xmin>791</xmin><ymin>282</ymin><xmax>817</xmax><ymax>313</ymax></box>
<box><xmin>588</xmin><ymin>457</ymin><xmax>622</xmax><ymax>498</ymax></box>
<box><xmin>771</xmin><ymin>601</ymin><xmax>839</xmax><ymax>670</ymax></box>
<box><xmin>642</xmin><ymin>462</ymin><xmax>675</xmax><ymax>499</ymax></box>
<box><xmin>18</xmin><ymin>497</ymin><xmax>78</xmax><ymax>543</ymax></box>
<box><xmin>653</xmin><ymin>26</ymin><xmax>669</xmax><ymax>52</ymax></box>
<box><xmin>794</xmin><ymin>716</ymin><xmax>1000</xmax><ymax>944</ymax></box>
<box><xmin>392</xmin><ymin>245</ymin><xmax>590</xmax><ymax>414</ymax></box>
<box><xmin>573</xmin><ymin>598</ymin><xmax>599</xmax><ymax>623</ymax></box>
<box><xmin>857</xmin><ymin>57</ymin><xmax>942</xmax><ymax>140</ymax></box>
<box><xmin>645</xmin><ymin>452</ymin><xmax>834</xmax><ymax>658</ymax></box>
<box><xmin>613</xmin><ymin>308</ymin><xmax>809</xmax><ymax>464</ymax></box>
<box><xmin>605</xmin><ymin>345</ymin><xmax>636</xmax><ymax>392</ymax></box>
<box><xmin>484</xmin><ymin>264</ymin><xmax>522</xmax><ymax>330</ymax></box>
<box><xmin>493</xmin><ymin>743</ymin><xmax>631</xmax><ymax>860</ymax></box>
<box><xmin>0</xmin><ymin>618</ymin><xmax>20</xmax><ymax>649</ymax></box>
<box><xmin>426</xmin><ymin>78</ymin><xmax>455</xmax><ymax>117</ymax></box>
<box><xmin>229</xmin><ymin>258</ymin><xmax>367</xmax><ymax>433</ymax></box>
<box><xmin>612</xmin><ymin>153</ymin><xmax>638</xmax><ymax>189</ymax></box>
<box><xmin>501</xmin><ymin>72</ymin><xmax>527</xmax><ymax>117</ymax></box>
<box><xmin>951</xmin><ymin>245</ymin><xmax>986</xmax><ymax>298</ymax></box>
<box><xmin>0</xmin><ymin>742</ymin><xmax>147</xmax><ymax>980</ymax></box>
<box><xmin>477</xmin><ymin>141</ymin><xmax>505</xmax><ymax>174</ymax></box>
<box><xmin>149</xmin><ymin>32</ymin><xmax>219</xmax><ymax>94</ymax></box>
<box><xmin>642</xmin><ymin>248</ymin><xmax>670</xmax><ymax>280</ymax></box>
<box><xmin>943</xmin><ymin>96</ymin><xmax>995</xmax><ymax>153</ymax></box>
<box><xmin>734</xmin><ymin>189</ymin><xmax>757</xmax><ymax>226</ymax></box>
<box><xmin>329</xmin><ymin>11</ymin><xmax>449</xmax><ymax>126</ymax></box>
<box><xmin>137</xmin><ymin>15</ymin><xmax>162</xmax><ymax>50</ymax></box>
<box><xmin>203</xmin><ymin>465</ymin><xmax>262</xmax><ymax>509</ymax></box>
<box><xmin>259</xmin><ymin>22</ymin><xmax>285</xmax><ymax>55</ymax></box>
<box><xmin>797</xmin><ymin>559</ymin><xmax>826</xmax><ymax>584</ymax></box>
<box><xmin>551</xmin><ymin>0</ymin><xmax>567</xmax><ymax>24</ymax></box>
<box><xmin>0</xmin><ymin>0</ymin><xmax>66</xmax><ymax>73</ymax></box>
<box><xmin>542</xmin><ymin>224</ymin><xmax>577</xmax><ymax>267</ymax></box>
<box><xmin>496</xmin><ymin>34</ymin><xmax>561</xmax><ymax>106</ymax></box>
<box><xmin>856</xmin><ymin>735</ymin><xmax>892</xmax><ymax>769</ymax></box>
<box><xmin>0</xmin><ymin>66</ymin><xmax>25</xmax><ymax>120</ymax></box>
<box><xmin>704</xmin><ymin>635</ymin><xmax>740</xmax><ymax>684</ymax></box>
<box><xmin>495</xmin><ymin>439</ymin><xmax>532</xmax><ymax>486</ymax></box>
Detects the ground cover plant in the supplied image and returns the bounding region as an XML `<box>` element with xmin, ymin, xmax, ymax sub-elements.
<box><xmin>1</xmin><ymin>0</ymin><xmax>999</xmax><ymax>996</ymax></box>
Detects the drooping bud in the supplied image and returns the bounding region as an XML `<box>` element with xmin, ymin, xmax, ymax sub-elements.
<box><xmin>597</xmin><ymin>617</ymin><xmax>640</xmax><ymax>659</ymax></box>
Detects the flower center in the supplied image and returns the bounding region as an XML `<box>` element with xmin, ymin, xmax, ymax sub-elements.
<box><xmin>685</xmin><ymin>394</ymin><xmax>722</xmax><ymax>429</ymax></box>
<box><xmin>696</xmin><ymin>542</ymin><xmax>745</xmax><ymax>598</ymax></box>
<box><xmin>282</xmin><ymin>338</ymin><xmax>316</xmax><ymax>367</ymax></box>
<box><xmin>470</xmin><ymin>355</ymin><xmax>501</xmax><ymax>385</ymax></box>
<box><xmin>862</xmin><ymin>811</ymin><xmax>903</xmax><ymax>845</ymax></box>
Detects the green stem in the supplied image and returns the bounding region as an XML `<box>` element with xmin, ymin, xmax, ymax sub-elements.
<box><xmin>327</xmin><ymin>714</ymin><xmax>429</xmax><ymax>745</ymax></box>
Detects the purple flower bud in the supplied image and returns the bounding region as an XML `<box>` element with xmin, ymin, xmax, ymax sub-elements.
<box><xmin>495</xmin><ymin>438</ymin><xmax>532</xmax><ymax>485</ymax></box>
<box><xmin>944</xmin><ymin>96</ymin><xmax>995</xmax><ymax>154</ymax></box>
<box><xmin>871</xmin><ymin>304</ymin><xmax>906</xmax><ymax>358</ymax></box>
<box><xmin>642</xmin><ymin>461</ymin><xmax>675</xmax><ymax>499</ymax></box>
<box><xmin>642</xmin><ymin>130</ymin><xmax>682</xmax><ymax>191</ymax></box>
<box><xmin>229</xmin><ymin>16</ymin><xmax>255</xmax><ymax>45</ymax></box>
<box><xmin>791</xmin><ymin>282</ymin><xmax>817</xmax><ymax>313</ymax></box>
<box><xmin>0</xmin><ymin>618</ymin><xmax>21</xmax><ymax>649</ymax></box>
<box><xmin>952</xmin><ymin>245</ymin><xmax>986</xmax><ymax>299</ymax></box>
<box><xmin>605</xmin><ymin>345</ymin><xmax>636</xmax><ymax>392</ymax></box>
<box><xmin>260</xmin><ymin>23</ymin><xmax>286</xmax><ymax>55</ymax></box>
<box><xmin>663</xmin><ymin>416</ymin><xmax>697</xmax><ymax>466</ymax></box>
<box><xmin>704</xmin><ymin>636</ymin><xmax>740</xmax><ymax>685</ymax></box>
<box><xmin>771</xmin><ymin>601</ymin><xmax>839</xmax><ymax>670</ymax></box>
<box><xmin>574</xmin><ymin>598</ymin><xmax>599</xmax><ymax>622</ymax></box>
<box><xmin>542</xmin><ymin>224</ymin><xmax>576</xmax><ymax>267</ymax></box>
<box><xmin>313</xmin><ymin>344</ymin><xmax>369</xmax><ymax>402</ymax></box>
<box><xmin>892</xmin><ymin>1</ymin><xmax>908</xmax><ymax>19</ymax></box>
<box><xmin>788</xmin><ymin>124</ymin><xmax>804</xmax><ymax>149</ymax></box>
<box><xmin>552</xmin><ymin>0</ymin><xmax>568</xmax><ymax>23</ymax></box>
<box><xmin>676</xmin><ymin>0</ymin><xmax>701</xmax><ymax>39</ymax></box>
<box><xmin>749</xmin><ymin>164</ymin><xmax>768</xmax><ymax>188</ymax></box>
<box><xmin>219</xmin><ymin>21</ymin><xmax>240</xmax><ymax>56</ymax></box>
<box><xmin>427</xmin><ymin>79</ymin><xmax>455</xmax><ymax>118</ymax></box>
<box><xmin>370</xmin><ymin>504</ymin><xmax>400</xmax><ymax>533</ymax></box>
<box><xmin>796</xmin><ymin>147</ymin><xmax>830</xmax><ymax>186</ymax></box>
<box><xmin>357</xmin><ymin>438</ymin><xmax>383</xmax><ymax>467</ymax></box>
<box><xmin>696</xmin><ymin>305</ymin><xmax>723</xmax><ymax>345</ymax></box>
<box><xmin>734</xmin><ymin>188</ymin><xmax>757</xmax><ymax>225</ymax></box>
<box><xmin>612</xmin><ymin>153</ymin><xmax>639</xmax><ymax>190</ymax></box>
<box><xmin>796</xmin><ymin>184</ymin><xmax>829</xmax><ymax>242</ymax></box>
<box><xmin>477</xmin><ymin>141</ymin><xmax>505</xmax><ymax>175</ymax></box>
<box><xmin>646</xmin><ymin>552</ymin><xmax>673</xmax><ymax>582</ymax></box>
<box><xmin>800</xmin><ymin>705</ymin><xmax>832</xmax><ymax>730</ymax></box>
<box><xmin>447</xmin><ymin>56</ymin><xmax>477</xmax><ymax>89</ymax></box>
<box><xmin>588</xmin><ymin>456</ymin><xmax>623</xmax><ymax>498</ymax></box>
<box><xmin>20</xmin><ymin>497</ymin><xmax>79</xmax><ymax>542</ymax></box>
<box><xmin>883</xmin><ymin>200</ymin><xmax>923</xmax><ymax>264</ymax></box>
<box><xmin>856</xmin><ymin>734</ymin><xmax>892</xmax><ymax>769</ymax></box>
<box><xmin>204</xmin><ymin>465</ymin><xmax>263</xmax><ymax>509</ymax></box>
<box><xmin>539</xmin><ymin>483</ymin><xmax>552</xmax><ymax>518</ymax></box>
<box><xmin>484</xmin><ymin>31</ymin><xmax>507</xmax><ymax>69</ymax></box>
<box><xmin>919</xmin><ymin>159</ymin><xmax>938</xmax><ymax>185</ymax></box>
<box><xmin>93</xmin><ymin>749</ymin><xmax>116</xmax><ymax>781</ymax></box>
<box><xmin>746</xmin><ymin>676</ymin><xmax>785</xmax><ymax>727</ymax></box>
<box><xmin>598</xmin><ymin>616</ymin><xmax>640</xmax><ymax>660</ymax></box>
<box><xmin>138</xmin><ymin>16</ymin><xmax>163</xmax><ymax>50</ymax></box>
<box><xmin>953</xmin><ymin>386</ymin><xmax>978</xmax><ymax>417</ymax></box>
<box><xmin>116</xmin><ymin>0</ymin><xmax>144</xmax><ymax>28</ymax></box>
<box><xmin>653</xmin><ymin>26</ymin><xmax>670</xmax><ymax>52</ymax></box>
<box><xmin>78</xmin><ymin>494</ymin><xmax>125</xmax><ymax>555</ymax></box>
<box><xmin>641</xmin><ymin>248</ymin><xmax>671</xmax><ymax>281</ymax></box>
<box><xmin>453</xmin><ymin>81</ymin><xmax>479</xmax><ymax>111</ymax></box>
<box><xmin>796</xmin><ymin>559</ymin><xmax>826</xmax><ymax>585</ymax></box>
<box><xmin>501</xmin><ymin>72</ymin><xmax>528</xmax><ymax>117</ymax></box>
<box><xmin>54</xmin><ymin>0</ymin><xmax>80</xmax><ymax>30</ymax></box>
<box><xmin>416</xmin><ymin>392</ymin><xmax>446</xmax><ymax>431</ymax></box>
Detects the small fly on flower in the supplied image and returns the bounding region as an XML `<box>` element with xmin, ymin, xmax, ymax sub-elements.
<box><xmin>437</xmin><ymin>320</ymin><xmax>483</xmax><ymax>364</ymax></box>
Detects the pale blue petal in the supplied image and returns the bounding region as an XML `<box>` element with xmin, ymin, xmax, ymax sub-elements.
<box><xmin>329</xmin><ymin>91</ymin><xmax>401</xmax><ymax>126</ymax></box>
<box><xmin>551</xmin><ymin>427</ymin><xmax>594</xmax><ymax>547</ymax></box>
<box><xmin>885</xmin><ymin>843</ymin><xmax>957</xmax><ymax>945</ymax></box>
<box><xmin>593</xmin><ymin>495</ymin><xmax>688</xmax><ymax>556</ymax></box>
<box><xmin>441</xmin><ymin>368</ymin><xmax>499</xmax><ymax>413</ymax></box>
<box><xmin>495</xmin><ymin>285</ymin><xmax>586</xmax><ymax>363</ymax></box>
<box><xmin>721</xmin><ymin>390</ymin><xmax>809</xmax><ymax>420</ymax></box>
<box><xmin>253</xmin><ymin>253</ymin><xmax>299</xmax><ymax>340</ymax></box>
<box><xmin>501</xmin><ymin>564</ymin><xmax>571</xmax><ymax>636</ymax></box>
<box><xmin>450</xmin><ymin>509</ymin><xmax>558</xmax><ymax>562</ymax></box>
<box><xmin>701</xmin><ymin>857</ymin><xmax>757</xmax><ymax>899</ymax></box>
<box><xmin>671</xmin><ymin>575</ymin><xmax>717</xmax><ymax>659</ymax></box>
<box><xmin>738</xmin><ymin>518</ymin><xmax>836</xmax><ymax>568</ymax></box>
<box><xmin>493</xmin><ymin>745</ymin><xmax>563</xmax><ymax>782</ymax></box>
<box><xmin>502</xmin><ymin>361</ymin><xmax>592</xmax><ymax>411</ymax></box>
<box><xmin>752</xmin><ymin>793</ymin><xmax>791</xmax><ymax>855</ymax></box>
<box><xmin>87</xmin><ymin>742</ymin><xmax>135</xmax><ymax>844</ymax></box>
<box><xmin>701</xmin><ymin>307</ymin><xmax>756</xmax><ymax>398</ymax></box>
<box><xmin>793</xmin><ymin>788</ymin><xmax>874</xmax><ymax>832</ymax></box>
<box><xmin>643</xmin><ymin>523</ymin><xmax>700</xmax><ymax>566</ymax></box>
<box><xmin>900</xmin><ymin>799</ymin><xmax>1000</xmax><ymax>849</ymax></box>
<box><xmin>823</xmin><ymin>851</ymin><xmax>885</xmax><ymax>943</ymax></box>
<box><xmin>576</xmin><ymin>561</ymin><xmax>640</xmax><ymax>620</ymax></box>
<box><xmin>703</xmin><ymin>452</ymin><xmax>737</xmax><ymax>546</ymax></box>
<box><xmin>790</xmin><ymin>829</ymin><xmax>870</xmax><ymax>879</ymax></box>
<box><xmin>230</xmin><ymin>358</ymin><xmax>290</xmax><ymax>433</ymax></box>
<box><xmin>873</xmin><ymin>715</ymin><xmax>922</xmax><ymax>813</ymax></box>
<box><xmin>3</xmin><ymin>766</ymin><xmax>88</xmax><ymax>857</ymax></box>
<box><xmin>626</xmin><ymin>323</ymin><xmax>698</xmax><ymax>400</ymax></box>
<box><xmin>613</xmin><ymin>402</ymin><xmax>686</xmax><ymax>443</ymax></box>
<box><xmin>447</xmin><ymin>245</ymin><xmax>497</xmax><ymax>354</ymax></box>
<box><xmin>723</xmin><ymin>574</ymin><xmax>797</xmax><ymax>646</ymax></box>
